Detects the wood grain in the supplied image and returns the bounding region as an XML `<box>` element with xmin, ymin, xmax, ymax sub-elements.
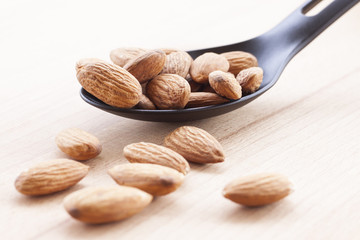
<box><xmin>1</xmin><ymin>0</ymin><xmax>360</xmax><ymax>239</ymax></box>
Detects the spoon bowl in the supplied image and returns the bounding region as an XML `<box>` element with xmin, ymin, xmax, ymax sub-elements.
<box><xmin>80</xmin><ymin>0</ymin><xmax>358</xmax><ymax>122</ymax></box>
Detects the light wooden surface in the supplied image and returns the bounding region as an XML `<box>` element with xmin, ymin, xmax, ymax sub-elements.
<box><xmin>1</xmin><ymin>0</ymin><xmax>360</xmax><ymax>239</ymax></box>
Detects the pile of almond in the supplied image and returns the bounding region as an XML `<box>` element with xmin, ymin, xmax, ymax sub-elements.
<box><xmin>76</xmin><ymin>48</ymin><xmax>263</xmax><ymax>110</ymax></box>
<box><xmin>15</xmin><ymin>125</ymin><xmax>293</xmax><ymax>224</ymax></box>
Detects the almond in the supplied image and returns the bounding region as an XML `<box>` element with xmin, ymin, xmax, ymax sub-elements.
<box><xmin>223</xmin><ymin>173</ymin><xmax>293</xmax><ymax>207</ymax></box>
<box><xmin>164</xmin><ymin>126</ymin><xmax>224</xmax><ymax>164</ymax></box>
<box><xmin>221</xmin><ymin>51</ymin><xmax>258</xmax><ymax>75</ymax></box>
<box><xmin>110</xmin><ymin>47</ymin><xmax>147</xmax><ymax>67</ymax></box>
<box><xmin>56</xmin><ymin>128</ymin><xmax>102</xmax><ymax>160</ymax></box>
<box><xmin>15</xmin><ymin>159</ymin><xmax>89</xmax><ymax>196</ymax></box>
<box><xmin>124</xmin><ymin>142</ymin><xmax>190</xmax><ymax>175</ymax></box>
<box><xmin>124</xmin><ymin>49</ymin><xmax>166</xmax><ymax>84</ymax></box>
<box><xmin>236</xmin><ymin>67</ymin><xmax>264</xmax><ymax>95</ymax></box>
<box><xmin>209</xmin><ymin>71</ymin><xmax>242</xmax><ymax>100</ymax></box>
<box><xmin>190</xmin><ymin>52</ymin><xmax>229</xmax><ymax>84</ymax></box>
<box><xmin>161</xmin><ymin>51</ymin><xmax>193</xmax><ymax>78</ymax></box>
<box><xmin>186</xmin><ymin>92</ymin><xmax>229</xmax><ymax>108</ymax></box>
<box><xmin>76</xmin><ymin>61</ymin><xmax>142</xmax><ymax>108</ymax></box>
<box><xmin>136</xmin><ymin>94</ymin><xmax>157</xmax><ymax>110</ymax></box>
<box><xmin>108</xmin><ymin>163</ymin><xmax>184</xmax><ymax>196</ymax></box>
<box><xmin>63</xmin><ymin>186</ymin><xmax>152</xmax><ymax>224</ymax></box>
<box><xmin>146</xmin><ymin>74</ymin><xmax>190</xmax><ymax>109</ymax></box>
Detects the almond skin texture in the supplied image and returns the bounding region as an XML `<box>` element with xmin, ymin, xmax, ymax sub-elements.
<box><xmin>164</xmin><ymin>126</ymin><xmax>224</xmax><ymax>164</ymax></box>
<box><xmin>236</xmin><ymin>67</ymin><xmax>264</xmax><ymax>95</ymax></box>
<box><xmin>124</xmin><ymin>50</ymin><xmax>166</xmax><ymax>84</ymax></box>
<box><xmin>209</xmin><ymin>71</ymin><xmax>242</xmax><ymax>100</ymax></box>
<box><xmin>160</xmin><ymin>48</ymin><xmax>180</xmax><ymax>55</ymax></box>
<box><xmin>110</xmin><ymin>47</ymin><xmax>147</xmax><ymax>67</ymax></box>
<box><xmin>75</xmin><ymin>58</ymin><xmax>107</xmax><ymax>72</ymax></box>
<box><xmin>190</xmin><ymin>52</ymin><xmax>229</xmax><ymax>84</ymax></box>
<box><xmin>186</xmin><ymin>92</ymin><xmax>229</xmax><ymax>108</ymax></box>
<box><xmin>76</xmin><ymin>61</ymin><xmax>142</xmax><ymax>108</ymax></box>
<box><xmin>146</xmin><ymin>74</ymin><xmax>191</xmax><ymax>109</ymax></box>
<box><xmin>124</xmin><ymin>142</ymin><xmax>190</xmax><ymax>175</ymax></box>
<box><xmin>223</xmin><ymin>173</ymin><xmax>293</xmax><ymax>207</ymax></box>
<box><xmin>56</xmin><ymin>128</ymin><xmax>102</xmax><ymax>160</ymax></box>
<box><xmin>136</xmin><ymin>94</ymin><xmax>157</xmax><ymax>110</ymax></box>
<box><xmin>63</xmin><ymin>186</ymin><xmax>152</xmax><ymax>224</ymax></box>
<box><xmin>108</xmin><ymin>163</ymin><xmax>184</xmax><ymax>196</ymax></box>
<box><xmin>15</xmin><ymin>159</ymin><xmax>89</xmax><ymax>196</ymax></box>
<box><xmin>221</xmin><ymin>51</ymin><xmax>258</xmax><ymax>75</ymax></box>
<box><xmin>161</xmin><ymin>51</ymin><xmax>193</xmax><ymax>78</ymax></box>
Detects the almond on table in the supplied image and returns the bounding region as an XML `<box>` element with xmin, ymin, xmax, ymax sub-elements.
<box><xmin>124</xmin><ymin>142</ymin><xmax>190</xmax><ymax>175</ymax></box>
<box><xmin>55</xmin><ymin>128</ymin><xmax>102</xmax><ymax>160</ymax></box>
<box><xmin>108</xmin><ymin>163</ymin><xmax>184</xmax><ymax>196</ymax></box>
<box><xmin>164</xmin><ymin>126</ymin><xmax>225</xmax><ymax>164</ymax></box>
<box><xmin>223</xmin><ymin>173</ymin><xmax>293</xmax><ymax>207</ymax></box>
<box><xmin>63</xmin><ymin>186</ymin><xmax>152</xmax><ymax>224</ymax></box>
<box><xmin>15</xmin><ymin>159</ymin><xmax>89</xmax><ymax>196</ymax></box>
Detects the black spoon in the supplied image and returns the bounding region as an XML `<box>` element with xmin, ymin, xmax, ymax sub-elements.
<box><xmin>80</xmin><ymin>0</ymin><xmax>359</xmax><ymax>122</ymax></box>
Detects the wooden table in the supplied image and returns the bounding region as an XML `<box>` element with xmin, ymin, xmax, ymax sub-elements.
<box><xmin>2</xmin><ymin>0</ymin><xmax>360</xmax><ymax>239</ymax></box>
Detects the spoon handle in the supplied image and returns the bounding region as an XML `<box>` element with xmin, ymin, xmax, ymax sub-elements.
<box><xmin>261</xmin><ymin>0</ymin><xmax>359</xmax><ymax>58</ymax></box>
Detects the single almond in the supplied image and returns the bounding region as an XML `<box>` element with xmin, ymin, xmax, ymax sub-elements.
<box><xmin>15</xmin><ymin>159</ymin><xmax>89</xmax><ymax>196</ymax></box>
<box><xmin>221</xmin><ymin>51</ymin><xmax>258</xmax><ymax>75</ymax></box>
<box><xmin>124</xmin><ymin>49</ymin><xmax>166</xmax><ymax>84</ymax></box>
<box><xmin>186</xmin><ymin>92</ymin><xmax>229</xmax><ymax>108</ymax></box>
<box><xmin>164</xmin><ymin>126</ymin><xmax>225</xmax><ymax>164</ymax></box>
<box><xmin>108</xmin><ymin>163</ymin><xmax>184</xmax><ymax>196</ymax></box>
<box><xmin>190</xmin><ymin>52</ymin><xmax>229</xmax><ymax>84</ymax></box>
<box><xmin>56</xmin><ymin>128</ymin><xmax>102</xmax><ymax>160</ymax></box>
<box><xmin>223</xmin><ymin>173</ymin><xmax>293</xmax><ymax>207</ymax></box>
<box><xmin>63</xmin><ymin>186</ymin><xmax>152</xmax><ymax>224</ymax></box>
<box><xmin>209</xmin><ymin>70</ymin><xmax>242</xmax><ymax>100</ymax></box>
<box><xmin>161</xmin><ymin>51</ymin><xmax>193</xmax><ymax>78</ymax></box>
<box><xmin>110</xmin><ymin>47</ymin><xmax>147</xmax><ymax>67</ymax></box>
<box><xmin>76</xmin><ymin>61</ymin><xmax>142</xmax><ymax>108</ymax></box>
<box><xmin>146</xmin><ymin>74</ymin><xmax>190</xmax><ymax>109</ymax></box>
<box><xmin>236</xmin><ymin>67</ymin><xmax>264</xmax><ymax>95</ymax></box>
<box><xmin>123</xmin><ymin>142</ymin><xmax>190</xmax><ymax>175</ymax></box>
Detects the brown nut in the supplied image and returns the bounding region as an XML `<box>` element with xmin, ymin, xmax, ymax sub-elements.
<box><xmin>164</xmin><ymin>126</ymin><xmax>224</xmax><ymax>164</ymax></box>
<box><xmin>186</xmin><ymin>92</ymin><xmax>229</xmax><ymax>108</ymax></box>
<box><xmin>123</xmin><ymin>142</ymin><xmax>190</xmax><ymax>175</ymax></box>
<box><xmin>161</xmin><ymin>50</ymin><xmax>193</xmax><ymax>78</ymax></box>
<box><xmin>146</xmin><ymin>74</ymin><xmax>190</xmax><ymax>109</ymax></box>
<box><xmin>63</xmin><ymin>186</ymin><xmax>152</xmax><ymax>224</ymax></box>
<box><xmin>190</xmin><ymin>52</ymin><xmax>229</xmax><ymax>84</ymax></box>
<box><xmin>236</xmin><ymin>67</ymin><xmax>264</xmax><ymax>95</ymax></box>
<box><xmin>108</xmin><ymin>163</ymin><xmax>184</xmax><ymax>196</ymax></box>
<box><xmin>209</xmin><ymin>71</ymin><xmax>242</xmax><ymax>100</ymax></box>
<box><xmin>221</xmin><ymin>51</ymin><xmax>258</xmax><ymax>75</ymax></box>
<box><xmin>124</xmin><ymin>49</ymin><xmax>166</xmax><ymax>84</ymax></box>
<box><xmin>223</xmin><ymin>173</ymin><xmax>293</xmax><ymax>207</ymax></box>
<box><xmin>56</xmin><ymin>128</ymin><xmax>102</xmax><ymax>160</ymax></box>
<box><xmin>76</xmin><ymin>61</ymin><xmax>142</xmax><ymax>108</ymax></box>
<box><xmin>110</xmin><ymin>47</ymin><xmax>147</xmax><ymax>67</ymax></box>
<box><xmin>15</xmin><ymin>159</ymin><xmax>89</xmax><ymax>196</ymax></box>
